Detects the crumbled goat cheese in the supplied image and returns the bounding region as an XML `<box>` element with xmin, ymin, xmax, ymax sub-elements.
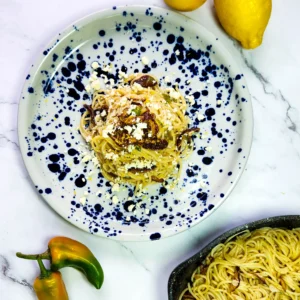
<box><xmin>85</xmin><ymin>84</ymin><xmax>91</xmax><ymax>92</ymax></box>
<box><xmin>82</xmin><ymin>155</ymin><xmax>92</xmax><ymax>163</ymax></box>
<box><xmin>197</xmin><ymin>113</ymin><xmax>205</xmax><ymax>121</ymax></box>
<box><xmin>91</xmin><ymin>79</ymin><xmax>101</xmax><ymax>90</ymax></box>
<box><xmin>102</xmin><ymin>124</ymin><xmax>114</xmax><ymax>138</ymax></box>
<box><xmin>186</xmin><ymin>95</ymin><xmax>195</xmax><ymax>105</ymax></box>
<box><xmin>112</xmin><ymin>183</ymin><xmax>120</xmax><ymax>192</ymax></box>
<box><xmin>141</xmin><ymin>56</ymin><xmax>149</xmax><ymax>65</ymax></box>
<box><xmin>164</xmin><ymin>76</ymin><xmax>171</xmax><ymax>83</ymax></box>
<box><xmin>105</xmin><ymin>152</ymin><xmax>119</xmax><ymax>161</ymax></box>
<box><xmin>118</xmin><ymin>70</ymin><xmax>128</xmax><ymax>79</ymax></box>
<box><xmin>127</xmin><ymin>145</ymin><xmax>135</xmax><ymax>153</ymax></box>
<box><xmin>200</xmin><ymin>181</ymin><xmax>207</xmax><ymax>188</ymax></box>
<box><xmin>128</xmin><ymin>204</ymin><xmax>135</xmax><ymax>212</ymax></box>
<box><xmin>132</xmin><ymin>123</ymin><xmax>147</xmax><ymax>140</ymax></box>
<box><xmin>79</xmin><ymin>197</ymin><xmax>86</xmax><ymax>205</ymax></box>
<box><xmin>102</xmin><ymin>65</ymin><xmax>112</xmax><ymax>73</ymax></box>
<box><xmin>125</xmin><ymin>159</ymin><xmax>156</xmax><ymax>172</ymax></box>
<box><xmin>124</xmin><ymin>126</ymin><xmax>133</xmax><ymax>134</ymax></box>
<box><xmin>91</xmin><ymin>62</ymin><xmax>99</xmax><ymax>69</ymax></box>
<box><xmin>112</xmin><ymin>195</ymin><xmax>119</xmax><ymax>204</ymax></box>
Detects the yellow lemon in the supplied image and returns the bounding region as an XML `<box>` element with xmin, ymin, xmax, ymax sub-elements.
<box><xmin>214</xmin><ymin>0</ymin><xmax>272</xmax><ymax>49</ymax></box>
<box><xmin>164</xmin><ymin>0</ymin><xmax>206</xmax><ymax>12</ymax></box>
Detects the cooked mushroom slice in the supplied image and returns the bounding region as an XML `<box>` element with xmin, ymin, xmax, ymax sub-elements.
<box><xmin>229</xmin><ymin>267</ymin><xmax>241</xmax><ymax>292</ymax></box>
<box><xmin>131</xmin><ymin>74</ymin><xmax>157</xmax><ymax>88</ymax></box>
<box><xmin>83</xmin><ymin>104</ymin><xmax>96</xmax><ymax>125</ymax></box>
<box><xmin>151</xmin><ymin>176</ymin><xmax>164</xmax><ymax>183</ymax></box>
<box><xmin>176</xmin><ymin>127</ymin><xmax>200</xmax><ymax>149</ymax></box>
<box><xmin>128</xmin><ymin>165</ymin><xmax>156</xmax><ymax>173</ymax></box>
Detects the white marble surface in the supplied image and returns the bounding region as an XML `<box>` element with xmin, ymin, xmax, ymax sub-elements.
<box><xmin>1</xmin><ymin>0</ymin><xmax>300</xmax><ymax>299</ymax></box>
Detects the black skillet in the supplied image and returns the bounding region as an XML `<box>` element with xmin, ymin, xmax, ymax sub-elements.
<box><xmin>168</xmin><ymin>215</ymin><xmax>300</xmax><ymax>300</ymax></box>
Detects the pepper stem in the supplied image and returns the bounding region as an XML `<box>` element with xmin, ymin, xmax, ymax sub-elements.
<box><xmin>37</xmin><ymin>258</ymin><xmax>51</xmax><ymax>278</ymax></box>
<box><xmin>16</xmin><ymin>249</ymin><xmax>50</xmax><ymax>261</ymax></box>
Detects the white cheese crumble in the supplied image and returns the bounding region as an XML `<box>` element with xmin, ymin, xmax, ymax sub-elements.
<box><xmin>124</xmin><ymin>126</ymin><xmax>133</xmax><ymax>134</ymax></box>
<box><xmin>175</xmin><ymin>49</ymin><xmax>180</xmax><ymax>56</ymax></box>
<box><xmin>205</xmin><ymin>146</ymin><xmax>213</xmax><ymax>152</ymax></box>
<box><xmin>100</xmin><ymin>110</ymin><xmax>107</xmax><ymax>117</ymax></box>
<box><xmin>169</xmin><ymin>89</ymin><xmax>181</xmax><ymax>100</ymax></box>
<box><xmin>82</xmin><ymin>155</ymin><xmax>92</xmax><ymax>163</ymax></box>
<box><xmin>200</xmin><ymin>181</ymin><xmax>207</xmax><ymax>188</ymax></box>
<box><xmin>102</xmin><ymin>124</ymin><xmax>114</xmax><ymax>138</ymax></box>
<box><xmin>196</xmin><ymin>113</ymin><xmax>205</xmax><ymax>121</ymax></box>
<box><xmin>79</xmin><ymin>197</ymin><xmax>86</xmax><ymax>205</ymax></box>
<box><xmin>112</xmin><ymin>195</ymin><xmax>119</xmax><ymax>204</ymax></box>
<box><xmin>127</xmin><ymin>145</ymin><xmax>135</xmax><ymax>153</ymax></box>
<box><xmin>92</xmin><ymin>157</ymin><xmax>100</xmax><ymax>168</ymax></box>
<box><xmin>85</xmin><ymin>84</ymin><xmax>91</xmax><ymax>93</ymax></box>
<box><xmin>132</xmin><ymin>82</ymin><xmax>144</xmax><ymax>92</ymax></box>
<box><xmin>91</xmin><ymin>79</ymin><xmax>101</xmax><ymax>90</ymax></box>
<box><xmin>105</xmin><ymin>193</ymin><xmax>111</xmax><ymax>200</ymax></box>
<box><xmin>118</xmin><ymin>70</ymin><xmax>128</xmax><ymax>79</ymax></box>
<box><xmin>126</xmin><ymin>216</ymin><xmax>131</xmax><ymax>221</ymax></box>
<box><xmin>85</xmin><ymin>136</ymin><xmax>92</xmax><ymax>143</ymax></box>
<box><xmin>95</xmin><ymin>115</ymin><xmax>101</xmax><ymax>123</ymax></box>
<box><xmin>132</xmin><ymin>123</ymin><xmax>147</xmax><ymax>140</ymax></box>
<box><xmin>141</xmin><ymin>56</ymin><xmax>149</xmax><ymax>65</ymax></box>
<box><xmin>89</xmin><ymin>72</ymin><xmax>98</xmax><ymax>82</ymax></box>
<box><xmin>112</xmin><ymin>183</ymin><xmax>120</xmax><ymax>192</ymax></box>
<box><xmin>164</xmin><ymin>76</ymin><xmax>171</xmax><ymax>83</ymax></box>
<box><xmin>128</xmin><ymin>204</ymin><xmax>135</xmax><ymax>212</ymax></box>
<box><xmin>105</xmin><ymin>152</ymin><xmax>119</xmax><ymax>161</ymax></box>
<box><xmin>217</xmin><ymin>100</ymin><xmax>222</xmax><ymax>105</ymax></box>
<box><xmin>102</xmin><ymin>64</ymin><xmax>112</xmax><ymax>73</ymax></box>
<box><xmin>145</xmin><ymin>209</ymin><xmax>150</xmax><ymax>215</ymax></box>
<box><xmin>124</xmin><ymin>160</ymin><xmax>156</xmax><ymax>172</ymax></box>
<box><xmin>186</xmin><ymin>95</ymin><xmax>195</xmax><ymax>105</ymax></box>
<box><xmin>201</xmin><ymin>132</ymin><xmax>209</xmax><ymax>139</ymax></box>
<box><xmin>91</xmin><ymin>61</ymin><xmax>99</xmax><ymax>69</ymax></box>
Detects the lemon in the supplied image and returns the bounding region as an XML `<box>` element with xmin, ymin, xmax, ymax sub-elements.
<box><xmin>164</xmin><ymin>0</ymin><xmax>206</xmax><ymax>12</ymax></box>
<box><xmin>214</xmin><ymin>0</ymin><xmax>272</xmax><ymax>49</ymax></box>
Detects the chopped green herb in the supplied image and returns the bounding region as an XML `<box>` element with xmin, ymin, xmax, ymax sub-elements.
<box><xmin>133</xmin><ymin>106</ymin><xmax>142</xmax><ymax>116</ymax></box>
<box><xmin>163</xmin><ymin>93</ymin><xmax>172</xmax><ymax>103</ymax></box>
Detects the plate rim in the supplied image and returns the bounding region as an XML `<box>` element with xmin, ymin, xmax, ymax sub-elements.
<box><xmin>18</xmin><ymin>4</ymin><xmax>254</xmax><ymax>241</ymax></box>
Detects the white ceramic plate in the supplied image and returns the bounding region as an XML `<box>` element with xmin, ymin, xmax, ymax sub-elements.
<box><xmin>18</xmin><ymin>5</ymin><xmax>253</xmax><ymax>241</ymax></box>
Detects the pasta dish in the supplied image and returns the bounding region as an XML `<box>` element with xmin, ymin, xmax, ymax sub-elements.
<box><xmin>80</xmin><ymin>73</ymin><xmax>199</xmax><ymax>188</ymax></box>
<box><xmin>180</xmin><ymin>227</ymin><xmax>300</xmax><ymax>300</ymax></box>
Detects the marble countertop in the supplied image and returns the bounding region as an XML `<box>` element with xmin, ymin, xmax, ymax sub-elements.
<box><xmin>1</xmin><ymin>0</ymin><xmax>300</xmax><ymax>299</ymax></box>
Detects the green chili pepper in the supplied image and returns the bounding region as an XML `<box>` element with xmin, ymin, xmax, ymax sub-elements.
<box><xmin>33</xmin><ymin>258</ymin><xmax>69</xmax><ymax>300</ymax></box>
<box><xmin>16</xmin><ymin>236</ymin><xmax>104</xmax><ymax>290</ymax></box>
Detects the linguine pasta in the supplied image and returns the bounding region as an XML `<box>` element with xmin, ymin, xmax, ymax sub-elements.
<box><xmin>80</xmin><ymin>73</ymin><xmax>199</xmax><ymax>188</ymax></box>
<box><xmin>180</xmin><ymin>227</ymin><xmax>300</xmax><ymax>300</ymax></box>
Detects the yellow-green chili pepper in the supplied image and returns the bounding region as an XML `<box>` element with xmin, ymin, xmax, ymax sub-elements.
<box><xmin>16</xmin><ymin>236</ymin><xmax>104</xmax><ymax>289</ymax></box>
<box><xmin>34</xmin><ymin>258</ymin><xmax>69</xmax><ymax>300</ymax></box>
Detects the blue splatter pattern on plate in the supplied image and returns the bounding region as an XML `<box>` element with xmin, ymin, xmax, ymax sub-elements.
<box><xmin>18</xmin><ymin>6</ymin><xmax>253</xmax><ymax>241</ymax></box>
